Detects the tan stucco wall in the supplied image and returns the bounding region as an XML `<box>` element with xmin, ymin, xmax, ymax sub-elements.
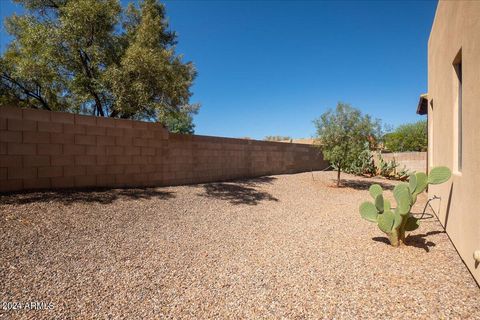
<box><xmin>427</xmin><ymin>0</ymin><xmax>480</xmax><ymax>283</ymax></box>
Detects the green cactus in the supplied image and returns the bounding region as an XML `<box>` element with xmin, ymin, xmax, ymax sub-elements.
<box><xmin>383</xmin><ymin>199</ymin><xmax>391</xmax><ymax>212</ymax></box>
<box><xmin>404</xmin><ymin>216</ymin><xmax>419</xmax><ymax>231</ymax></box>
<box><xmin>360</xmin><ymin>201</ymin><xmax>378</xmax><ymax>222</ymax></box>
<box><xmin>408</xmin><ymin>174</ymin><xmax>417</xmax><ymax>193</ymax></box>
<box><xmin>413</xmin><ymin>172</ymin><xmax>428</xmax><ymax>194</ymax></box>
<box><xmin>369</xmin><ymin>184</ymin><xmax>383</xmax><ymax>199</ymax></box>
<box><xmin>428</xmin><ymin>166</ymin><xmax>451</xmax><ymax>184</ymax></box>
<box><xmin>378</xmin><ymin>210</ymin><xmax>395</xmax><ymax>233</ymax></box>
<box><xmin>393</xmin><ymin>184</ymin><xmax>411</xmax><ymax>214</ymax></box>
<box><xmin>375</xmin><ymin>194</ymin><xmax>384</xmax><ymax>212</ymax></box>
<box><xmin>359</xmin><ymin>166</ymin><xmax>451</xmax><ymax>247</ymax></box>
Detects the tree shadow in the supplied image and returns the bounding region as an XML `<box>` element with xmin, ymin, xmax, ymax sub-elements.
<box><xmin>199</xmin><ymin>176</ymin><xmax>279</xmax><ymax>205</ymax></box>
<box><xmin>233</xmin><ymin>176</ymin><xmax>277</xmax><ymax>186</ymax></box>
<box><xmin>338</xmin><ymin>179</ymin><xmax>395</xmax><ymax>191</ymax></box>
<box><xmin>0</xmin><ymin>188</ymin><xmax>175</xmax><ymax>206</ymax></box>
<box><xmin>372</xmin><ymin>230</ymin><xmax>445</xmax><ymax>252</ymax></box>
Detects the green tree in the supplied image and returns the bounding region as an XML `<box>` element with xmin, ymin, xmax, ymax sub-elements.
<box><xmin>0</xmin><ymin>0</ymin><xmax>199</xmax><ymax>133</ymax></box>
<box><xmin>314</xmin><ymin>103</ymin><xmax>381</xmax><ymax>187</ymax></box>
<box><xmin>158</xmin><ymin>103</ymin><xmax>199</xmax><ymax>134</ymax></box>
<box><xmin>384</xmin><ymin>120</ymin><xmax>427</xmax><ymax>152</ymax></box>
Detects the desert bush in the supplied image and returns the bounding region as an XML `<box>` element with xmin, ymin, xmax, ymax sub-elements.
<box><xmin>384</xmin><ymin>120</ymin><xmax>427</xmax><ymax>152</ymax></box>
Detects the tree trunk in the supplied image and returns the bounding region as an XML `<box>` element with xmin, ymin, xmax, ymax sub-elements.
<box><xmin>337</xmin><ymin>167</ymin><xmax>341</xmax><ymax>187</ymax></box>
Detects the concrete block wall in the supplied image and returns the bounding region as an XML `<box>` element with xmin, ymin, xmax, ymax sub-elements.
<box><xmin>0</xmin><ymin>107</ymin><xmax>327</xmax><ymax>192</ymax></box>
<box><xmin>377</xmin><ymin>152</ymin><xmax>427</xmax><ymax>173</ymax></box>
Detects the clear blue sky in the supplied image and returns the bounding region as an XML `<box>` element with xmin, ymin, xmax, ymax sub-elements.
<box><xmin>0</xmin><ymin>0</ymin><xmax>438</xmax><ymax>139</ymax></box>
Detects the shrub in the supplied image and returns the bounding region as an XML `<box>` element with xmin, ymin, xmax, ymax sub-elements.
<box><xmin>384</xmin><ymin>120</ymin><xmax>427</xmax><ymax>152</ymax></box>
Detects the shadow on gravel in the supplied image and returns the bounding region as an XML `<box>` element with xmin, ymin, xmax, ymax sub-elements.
<box><xmin>0</xmin><ymin>188</ymin><xmax>175</xmax><ymax>206</ymax></box>
<box><xmin>372</xmin><ymin>237</ymin><xmax>391</xmax><ymax>245</ymax></box>
<box><xmin>405</xmin><ymin>231</ymin><xmax>444</xmax><ymax>252</ymax></box>
<box><xmin>372</xmin><ymin>230</ymin><xmax>445</xmax><ymax>252</ymax></box>
<box><xmin>199</xmin><ymin>176</ymin><xmax>279</xmax><ymax>205</ymax></box>
<box><xmin>338</xmin><ymin>179</ymin><xmax>395</xmax><ymax>191</ymax></box>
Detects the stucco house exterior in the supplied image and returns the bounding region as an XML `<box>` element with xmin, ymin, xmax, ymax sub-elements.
<box><xmin>417</xmin><ymin>1</ymin><xmax>480</xmax><ymax>284</ymax></box>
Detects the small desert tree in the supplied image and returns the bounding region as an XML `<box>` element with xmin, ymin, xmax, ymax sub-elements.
<box><xmin>314</xmin><ymin>103</ymin><xmax>381</xmax><ymax>187</ymax></box>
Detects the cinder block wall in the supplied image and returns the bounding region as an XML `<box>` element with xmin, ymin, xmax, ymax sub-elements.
<box><xmin>0</xmin><ymin>107</ymin><xmax>327</xmax><ymax>192</ymax></box>
<box><xmin>376</xmin><ymin>152</ymin><xmax>427</xmax><ymax>173</ymax></box>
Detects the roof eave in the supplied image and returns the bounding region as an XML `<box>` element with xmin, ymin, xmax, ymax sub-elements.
<box><xmin>417</xmin><ymin>93</ymin><xmax>428</xmax><ymax>115</ymax></box>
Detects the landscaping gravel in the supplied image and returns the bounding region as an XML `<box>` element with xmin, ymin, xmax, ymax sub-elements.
<box><xmin>1</xmin><ymin>171</ymin><xmax>479</xmax><ymax>319</ymax></box>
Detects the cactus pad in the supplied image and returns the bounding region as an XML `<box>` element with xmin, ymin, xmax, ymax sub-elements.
<box><xmin>369</xmin><ymin>184</ymin><xmax>383</xmax><ymax>200</ymax></box>
<box><xmin>414</xmin><ymin>172</ymin><xmax>428</xmax><ymax>194</ymax></box>
<box><xmin>393</xmin><ymin>184</ymin><xmax>411</xmax><ymax>215</ymax></box>
<box><xmin>375</xmin><ymin>194</ymin><xmax>384</xmax><ymax>213</ymax></box>
<box><xmin>393</xmin><ymin>211</ymin><xmax>403</xmax><ymax>229</ymax></box>
<box><xmin>360</xmin><ymin>202</ymin><xmax>378</xmax><ymax>222</ymax></box>
<box><xmin>411</xmin><ymin>193</ymin><xmax>417</xmax><ymax>206</ymax></box>
<box><xmin>428</xmin><ymin>166</ymin><xmax>452</xmax><ymax>184</ymax></box>
<box><xmin>384</xmin><ymin>199</ymin><xmax>391</xmax><ymax>212</ymax></box>
<box><xmin>378</xmin><ymin>210</ymin><xmax>395</xmax><ymax>233</ymax></box>
<box><xmin>408</xmin><ymin>174</ymin><xmax>417</xmax><ymax>193</ymax></box>
<box><xmin>404</xmin><ymin>216</ymin><xmax>420</xmax><ymax>231</ymax></box>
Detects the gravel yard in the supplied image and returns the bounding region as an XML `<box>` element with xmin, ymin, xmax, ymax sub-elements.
<box><xmin>1</xmin><ymin>171</ymin><xmax>479</xmax><ymax>319</ymax></box>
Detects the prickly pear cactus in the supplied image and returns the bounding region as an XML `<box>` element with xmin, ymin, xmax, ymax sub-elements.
<box><xmin>359</xmin><ymin>166</ymin><xmax>451</xmax><ymax>246</ymax></box>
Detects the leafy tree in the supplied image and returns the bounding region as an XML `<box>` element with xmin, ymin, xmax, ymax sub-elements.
<box><xmin>383</xmin><ymin>120</ymin><xmax>427</xmax><ymax>152</ymax></box>
<box><xmin>264</xmin><ymin>136</ymin><xmax>291</xmax><ymax>142</ymax></box>
<box><xmin>314</xmin><ymin>103</ymin><xmax>381</xmax><ymax>187</ymax></box>
<box><xmin>158</xmin><ymin>103</ymin><xmax>199</xmax><ymax>134</ymax></box>
<box><xmin>0</xmin><ymin>0</ymin><xmax>199</xmax><ymax>133</ymax></box>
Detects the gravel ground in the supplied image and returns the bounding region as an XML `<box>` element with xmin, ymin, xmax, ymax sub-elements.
<box><xmin>1</xmin><ymin>171</ymin><xmax>479</xmax><ymax>319</ymax></box>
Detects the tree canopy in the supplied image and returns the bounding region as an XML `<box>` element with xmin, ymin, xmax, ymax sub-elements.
<box><xmin>314</xmin><ymin>103</ymin><xmax>381</xmax><ymax>186</ymax></box>
<box><xmin>0</xmin><ymin>0</ymin><xmax>199</xmax><ymax>133</ymax></box>
<box><xmin>383</xmin><ymin>120</ymin><xmax>427</xmax><ymax>152</ymax></box>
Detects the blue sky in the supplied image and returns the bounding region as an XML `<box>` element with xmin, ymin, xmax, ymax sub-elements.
<box><xmin>0</xmin><ymin>0</ymin><xmax>437</xmax><ymax>139</ymax></box>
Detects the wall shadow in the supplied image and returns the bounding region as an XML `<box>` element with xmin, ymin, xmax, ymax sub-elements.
<box><xmin>338</xmin><ymin>179</ymin><xmax>395</xmax><ymax>191</ymax></box>
<box><xmin>0</xmin><ymin>188</ymin><xmax>175</xmax><ymax>206</ymax></box>
<box><xmin>443</xmin><ymin>183</ymin><xmax>454</xmax><ymax>229</ymax></box>
<box><xmin>199</xmin><ymin>176</ymin><xmax>279</xmax><ymax>205</ymax></box>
